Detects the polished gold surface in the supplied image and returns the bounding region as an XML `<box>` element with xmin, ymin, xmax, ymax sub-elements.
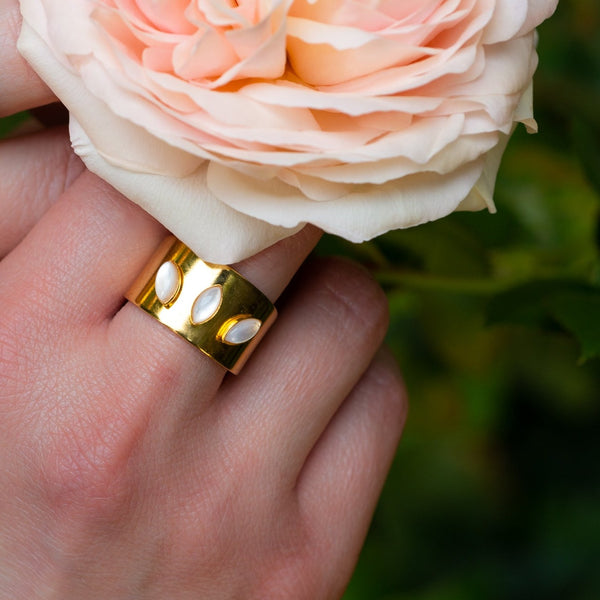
<box><xmin>126</xmin><ymin>237</ymin><xmax>277</xmax><ymax>374</ymax></box>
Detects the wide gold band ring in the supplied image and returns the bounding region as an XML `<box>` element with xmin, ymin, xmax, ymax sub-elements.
<box><xmin>126</xmin><ymin>236</ymin><xmax>277</xmax><ymax>374</ymax></box>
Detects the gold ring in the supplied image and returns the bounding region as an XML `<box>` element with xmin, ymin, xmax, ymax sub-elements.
<box><xmin>126</xmin><ymin>236</ymin><xmax>277</xmax><ymax>374</ymax></box>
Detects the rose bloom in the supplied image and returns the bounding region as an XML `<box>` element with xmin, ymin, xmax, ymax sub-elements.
<box><xmin>18</xmin><ymin>0</ymin><xmax>558</xmax><ymax>263</ymax></box>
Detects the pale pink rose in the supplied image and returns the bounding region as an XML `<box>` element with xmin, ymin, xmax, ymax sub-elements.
<box><xmin>18</xmin><ymin>0</ymin><xmax>558</xmax><ymax>263</ymax></box>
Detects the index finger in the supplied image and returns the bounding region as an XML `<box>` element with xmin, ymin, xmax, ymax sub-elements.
<box><xmin>0</xmin><ymin>0</ymin><xmax>55</xmax><ymax>117</ymax></box>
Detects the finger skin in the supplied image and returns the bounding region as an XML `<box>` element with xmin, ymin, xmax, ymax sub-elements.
<box><xmin>231</xmin><ymin>224</ymin><xmax>323</xmax><ymax>303</ymax></box>
<box><xmin>0</xmin><ymin>0</ymin><xmax>55</xmax><ymax>117</ymax></box>
<box><xmin>0</xmin><ymin>127</ymin><xmax>84</xmax><ymax>258</ymax></box>
<box><xmin>297</xmin><ymin>347</ymin><xmax>408</xmax><ymax>598</ymax></box>
<box><xmin>0</xmin><ymin>171</ymin><xmax>167</xmax><ymax>331</ymax></box>
<box><xmin>215</xmin><ymin>257</ymin><xmax>391</xmax><ymax>485</ymax></box>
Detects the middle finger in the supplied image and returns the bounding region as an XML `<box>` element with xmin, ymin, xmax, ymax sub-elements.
<box><xmin>0</xmin><ymin>127</ymin><xmax>84</xmax><ymax>257</ymax></box>
<box><xmin>215</xmin><ymin>257</ymin><xmax>391</xmax><ymax>485</ymax></box>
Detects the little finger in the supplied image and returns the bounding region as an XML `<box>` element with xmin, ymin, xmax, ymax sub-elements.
<box><xmin>296</xmin><ymin>347</ymin><xmax>407</xmax><ymax>595</ymax></box>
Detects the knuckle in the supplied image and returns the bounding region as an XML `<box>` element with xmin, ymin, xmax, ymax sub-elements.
<box><xmin>315</xmin><ymin>257</ymin><xmax>390</xmax><ymax>335</ymax></box>
<box><xmin>110</xmin><ymin>306</ymin><xmax>201</xmax><ymax>395</ymax></box>
<box><xmin>122</xmin><ymin>333</ymin><xmax>189</xmax><ymax>396</ymax></box>
<box><xmin>33</xmin><ymin>401</ymin><xmax>141</xmax><ymax>521</ymax></box>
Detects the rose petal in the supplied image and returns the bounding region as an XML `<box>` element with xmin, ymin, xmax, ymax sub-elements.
<box><xmin>70</xmin><ymin>119</ymin><xmax>302</xmax><ymax>264</ymax></box>
<box><xmin>207</xmin><ymin>159</ymin><xmax>485</xmax><ymax>241</ymax></box>
<box><xmin>18</xmin><ymin>0</ymin><xmax>558</xmax><ymax>262</ymax></box>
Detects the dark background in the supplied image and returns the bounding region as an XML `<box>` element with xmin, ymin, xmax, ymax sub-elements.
<box><xmin>320</xmin><ymin>2</ymin><xmax>600</xmax><ymax>598</ymax></box>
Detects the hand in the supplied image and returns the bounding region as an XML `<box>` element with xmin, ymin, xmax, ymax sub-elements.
<box><xmin>0</xmin><ymin>3</ymin><xmax>407</xmax><ymax>598</ymax></box>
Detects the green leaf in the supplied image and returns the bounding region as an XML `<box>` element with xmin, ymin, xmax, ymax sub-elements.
<box><xmin>487</xmin><ymin>281</ymin><xmax>600</xmax><ymax>360</ymax></box>
<box><xmin>487</xmin><ymin>281</ymin><xmax>572</xmax><ymax>327</ymax></box>
<box><xmin>377</xmin><ymin>218</ymin><xmax>491</xmax><ymax>278</ymax></box>
<box><xmin>0</xmin><ymin>113</ymin><xmax>29</xmax><ymax>138</ymax></box>
<box><xmin>548</xmin><ymin>289</ymin><xmax>600</xmax><ymax>361</ymax></box>
<box><xmin>572</xmin><ymin>118</ymin><xmax>600</xmax><ymax>202</ymax></box>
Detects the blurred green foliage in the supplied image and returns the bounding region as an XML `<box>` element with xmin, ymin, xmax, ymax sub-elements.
<box><xmin>1</xmin><ymin>2</ymin><xmax>598</xmax><ymax>598</ymax></box>
<box><xmin>321</xmin><ymin>2</ymin><xmax>600</xmax><ymax>598</ymax></box>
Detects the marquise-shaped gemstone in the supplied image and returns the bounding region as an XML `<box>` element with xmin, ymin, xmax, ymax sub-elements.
<box><xmin>223</xmin><ymin>318</ymin><xmax>262</xmax><ymax>345</ymax></box>
<box><xmin>191</xmin><ymin>285</ymin><xmax>223</xmax><ymax>324</ymax></box>
<box><xmin>155</xmin><ymin>261</ymin><xmax>182</xmax><ymax>305</ymax></box>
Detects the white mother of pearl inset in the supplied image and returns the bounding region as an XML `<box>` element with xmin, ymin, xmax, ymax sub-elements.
<box><xmin>191</xmin><ymin>285</ymin><xmax>223</xmax><ymax>325</ymax></box>
<box><xmin>222</xmin><ymin>318</ymin><xmax>262</xmax><ymax>345</ymax></box>
<box><xmin>155</xmin><ymin>261</ymin><xmax>182</xmax><ymax>305</ymax></box>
